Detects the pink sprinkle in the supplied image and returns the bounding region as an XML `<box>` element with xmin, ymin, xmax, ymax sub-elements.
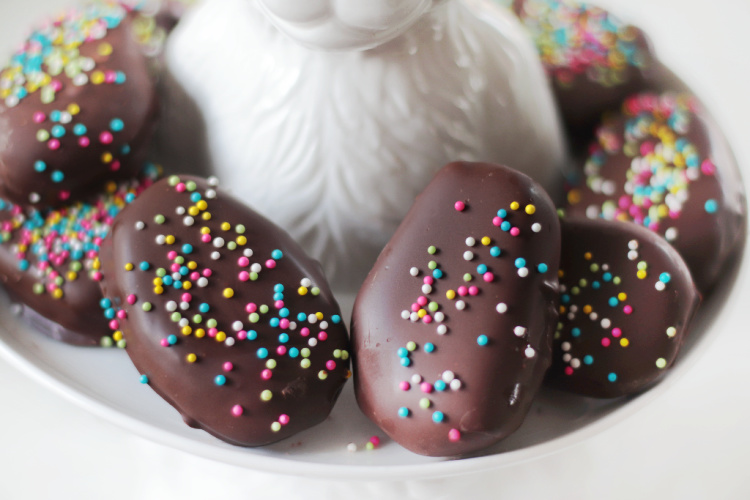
<box><xmin>492</xmin><ymin>216</ymin><xmax>502</xmax><ymax>226</ymax></box>
<box><xmin>208</xmin><ymin>328</ymin><xmax>218</xmax><ymax>338</ymax></box>
<box><xmin>238</xmin><ymin>256</ymin><xmax>249</xmax><ymax>267</ymax></box>
<box><xmin>326</xmin><ymin>360</ymin><xmax>336</xmax><ymax>370</ymax></box>
<box><xmin>279</xmin><ymin>318</ymin><xmax>290</xmax><ymax>329</ymax></box>
<box><xmin>160</xmin><ymin>338</ymin><xmax>169</xmax><ymax>347</ymax></box>
<box><xmin>564</xmin><ymin>366</ymin><xmax>574</xmax><ymax>376</ymax></box>
<box><xmin>116</xmin><ymin>309</ymin><xmax>127</xmax><ymax>319</ymax></box>
<box><xmin>274</xmin><ymin>300</ymin><xmax>284</xmax><ymax>309</ymax></box>
<box><xmin>423</xmin><ymin>315</ymin><xmax>432</xmax><ymax>324</ymax></box>
<box><xmin>167</xmin><ymin>251</ymin><xmax>177</xmax><ymax>260</ymax></box>
<box><xmin>602</xmin><ymin>338</ymin><xmax>611</xmax><ymax>347</ymax></box>
<box><xmin>318</xmin><ymin>331</ymin><xmax>328</xmax><ymax>341</ymax></box>
<box><xmin>245</xmin><ymin>303</ymin><xmax>257</xmax><ymax>313</ymax></box>
<box><xmin>369</xmin><ymin>436</ymin><xmax>380</xmax><ymax>447</ymax></box>
<box><xmin>126</xmin><ymin>294</ymin><xmax>136</xmax><ymax>305</ymax></box>
<box><xmin>58</xmin><ymin>190</ymin><xmax>70</xmax><ymax>201</ymax></box>
<box><xmin>181</xmin><ymin>293</ymin><xmax>192</xmax><ymax>302</ymax></box>
<box><xmin>468</xmin><ymin>286</ymin><xmax>479</xmax><ymax>296</ymax></box>
<box><xmin>420</xmin><ymin>382</ymin><xmax>433</xmax><ymax>393</ymax></box>
<box><xmin>237</xmin><ymin>331</ymin><xmax>247</xmax><ymax>340</ymax></box>
<box><xmin>483</xmin><ymin>272</ymin><xmax>494</xmax><ymax>282</ymax></box>
<box><xmin>411</xmin><ymin>302</ymin><xmax>420</xmax><ymax>312</ymax></box>
<box><xmin>276</xmin><ymin>346</ymin><xmax>287</xmax><ymax>355</ymax></box>
<box><xmin>279</xmin><ymin>414</ymin><xmax>290</xmax><ymax>425</ymax></box>
<box><xmin>454</xmin><ymin>201</ymin><xmax>466</xmax><ymax>212</ymax></box>
<box><xmin>510</xmin><ymin>227</ymin><xmax>520</xmax><ymax>237</ymax></box>
<box><xmin>190</xmin><ymin>272</ymin><xmax>200</xmax><ymax>280</ymax></box>
<box><xmin>170</xmin><ymin>263</ymin><xmax>181</xmax><ymax>273</ymax></box>
<box><xmin>611</xmin><ymin>328</ymin><xmax>622</xmax><ymax>338</ymax></box>
<box><xmin>203</xmin><ymin>269</ymin><xmax>212</xmax><ymax>277</ymax></box>
<box><xmin>33</xmin><ymin>112</ymin><xmax>46</xmax><ymax>123</ymax></box>
<box><xmin>448</xmin><ymin>429</ymin><xmax>461</xmax><ymax>442</ymax></box>
<box><xmin>457</xmin><ymin>286</ymin><xmax>468</xmax><ymax>297</ymax></box>
<box><xmin>423</xmin><ymin>276</ymin><xmax>434</xmax><ymax>285</ymax></box>
<box><xmin>92</xmin><ymin>271</ymin><xmax>102</xmax><ymax>281</ymax></box>
<box><xmin>300</xmin><ymin>327</ymin><xmax>310</xmax><ymax>337</ymax></box>
<box><xmin>238</xmin><ymin>271</ymin><xmax>249</xmax><ymax>281</ymax></box>
<box><xmin>399</xmin><ymin>381</ymin><xmax>411</xmax><ymax>391</ymax></box>
<box><xmin>623</xmin><ymin>305</ymin><xmax>633</xmax><ymax>315</ymax></box>
<box><xmin>701</xmin><ymin>159</ymin><xmax>716</xmax><ymax>175</ymax></box>
<box><xmin>618</xmin><ymin>196</ymin><xmax>631</xmax><ymax>209</ymax></box>
<box><xmin>51</xmin><ymin>80</ymin><xmax>62</xmax><ymax>91</ymax></box>
<box><xmin>261</xmin><ymin>369</ymin><xmax>272</xmax><ymax>380</ymax></box>
<box><xmin>99</xmin><ymin>131</ymin><xmax>113</xmax><ymax>144</ymax></box>
<box><xmin>640</xmin><ymin>141</ymin><xmax>655</xmax><ymax>156</ymax></box>
<box><xmin>110</xmin><ymin>160</ymin><xmax>121</xmax><ymax>172</ymax></box>
<box><xmin>223</xmin><ymin>362</ymin><xmax>233</xmax><ymax>371</ymax></box>
<box><xmin>105</xmin><ymin>70</ymin><xmax>117</xmax><ymax>84</ymax></box>
<box><xmin>175</xmin><ymin>183</ymin><xmax>186</xmax><ymax>192</ymax></box>
<box><xmin>417</xmin><ymin>296</ymin><xmax>428</xmax><ymax>306</ymax></box>
<box><xmin>266</xmin><ymin>259</ymin><xmax>276</xmax><ymax>268</ymax></box>
<box><xmin>201</xmin><ymin>234</ymin><xmax>211</xmax><ymax>243</ymax></box>
<box><xmin>231</xmin><ymin>405</ymin><xmax>243</xmax><ymax>417</ymax></box>
<box><xmin>48</xmin><ymin>139</ymin><xmax>60</xmax><ymax>150</ymax></box>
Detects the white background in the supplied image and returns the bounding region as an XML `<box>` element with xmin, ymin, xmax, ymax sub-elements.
<box><xmin>1</xmin><ymin>0</ymin><xmax>749</xmax><ymax>498</ymax></box>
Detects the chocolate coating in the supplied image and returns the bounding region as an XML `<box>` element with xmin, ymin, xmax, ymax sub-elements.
<box><xmin>0</xmin><ymin>2</ymin><xmax>163</xmax><ymax>208</ymax></box>
<box><xmin>564</xmin><ymin>92</ymin><xmax>747</xmax><ymax>293</ymax></box>
<box><xmin>513</xmin><ymin>0</ymin><xmax>656</xmax><ymax>142</ymax></box>
<box><xmin>0</xmin><ymin>165</ymin><xmax>159</xmax><ymax>345</ymax></box>
<box><xmin>547</xmin><ymin>218</ymin><xmax>700</xmax><ymax>398</ymax></box>
<box><xmin>99</xmin><ymin>175</ymin><xmax>350</xmax><ymax>447</ymax></box>
<box><xmin>351</xmin><ymin>162</ymin><xmax>560</xmax><ymax>457</ymax></box>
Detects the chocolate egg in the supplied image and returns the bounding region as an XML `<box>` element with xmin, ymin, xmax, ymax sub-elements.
<box><xmin>564</xmin><ymin>92</ymin><xmax>747</xmax><ymax>293</ymax></box>
<box><xmin>99</xmin><ymin>175</ymin><xmax>350</xmax><ymax>446</ymax></box>
<box><xmin>351</xmin><ymin>162</ymin><xmax>560</xmax><ymax>457</ymax></box>
<box><xmin>547</xmin><ymin>218</ymin><xmax>700</xmax><ymax>398</ymax></box>
<box><xmin>0</xmin><ymin>164</ymin><xmax>159</xmax><ymax>345</ymax></box>
<box><xmin>0</xmin><ymin>1</ymin><xmax>164</xmax><ymax>208</ymax></box>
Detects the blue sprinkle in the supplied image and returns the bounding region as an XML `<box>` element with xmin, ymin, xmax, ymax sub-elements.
<box><xmin>182</xmin><ymin>243</ymin><xmax>193</xmax><ymax>254</ymax></box>
<box><xmin>139</xmin><ymin>261</ymin><xmax>150</xmax><ymax>271</ymax></box>
<box><xmin>125</xmin><ymin>193</ymin><xmax>135</xmax><ymax>204</ymax></box>
<box><xmin>608</xmin><ymin>297</ymin><xmax>619</xmax><ymax>307</ymax></box>
<box><xmin>274</xmin><ymin>284</ymin><xmax>285</xmax><ymax>293</ymax></box>
<box><xmin>18</xmin><ymin>259</ymin><xmax>29</xmax><ymax>271</ymax></box>
<box><xmin>571</xmin><ymin>327</ymin><xmax>581</xmax><ymax>338</ymax></box>
<box><xmin>584</xmin><ymin>355</ymin><xmax>594</xmax><ymax>365</ymax></box>
<box><xmin>501</xmin><ymin>221</ymin><xmax>511</xmax><ymax>231</ymax></box>
<box><xmin>199</xmin><ymin>303</ymin><xmax>210</xmax><ymax>313</ymax></box>
<box><xmin>434</xmin><ymin>380</ymin><xmax>446</xmax><ymax>391</ymax></box>
<box><xmin>490</xmin><ymin>246</ymin><xmax>501</xmax><ymax>257</ymax></box>
<box><xmin>289</xmin><ymin>347</ymin><xmax>299</xmax><ymax>358</ymax></box>
<box><xmin>214</xmin><ymin>375</ymin><xmax>226</xmax><ymax>386</ymax></box>
<box><xmin>99</xmin><ymin>298</ymin><xmax>112</xmax><ymax>309</ymax></box>
<box><xmin>398</xmin><ymin>407</ymin><xmax>410</xmax><ymax>418</ymax></box>
<box><xmin>167</xmin><ymin>335</ymin><xmax>177</xmax><ymax>345</ymax></box>
<box><xmin>115</xmin><ymin>71</ymin><xmax>126</xmax><ymax>84</ymax></box>
<box><xmin>247</xmin><ymin>330</ymin><xmax>258</xmax><ymax>341</ymax></box>
<box><xmin>515</xmin><ymin>258</ymin><xmax>526</xmax><ymax>269</ymax></box>
<box><xmin>704</xmin><ymin>199</ymin><xmax>718</xmax><ymax>213</ymax></box>
<box><xmin>432</xmin><ymin>269</ymin><xmax>443</xmax><ymax>279</ymax></box>
<box><xmin>271</xmin><ymin>249</ymin><xmax>283</xmax><ymax>260</ymax></box>
<box><xmin>608</xmin><ymin>372</ymin><xmax>618</xmax><ymax>382</ymax></box>
<box><xmin>51</xmin><ymin>170</ymin><xmax>64</xmax><ymax>183</ymax></box>
<box><xmin>273</xmin><ymin>292</ymin><xmax>284</xmax><ymax>301</ymax></box>
<box><xmin>561</xmin><ymin>294</ymin><xmax>571</xmax><ymax>304</ymax></box>
<box><xmin>659</xmin><ymin>272</ymin><xmax>671</xmax><ymax>283</ymax></box>
<box><xmin>476</xmin><ymin>264</ymin><xmax>488</xmax><ymax>275</ymax></box>
<box><xmin>497</xmin><ymin>209</ymin><xmax>507</xmax><ymax>218</ymax></box>
<box><xmin>179</xmin><ymin>266</ymin><xmax>189</xmax><ymax>276</ymax></box>
<box><xmin>162</xmin><ymin>276</ymin><xmax>173</xmax><ymax>286</ymax></box>
<box><xmin>424</xmin><ymin>342</ymin><xmax>435</xmax><ymax>353</ymax></box>
<box><xmin>279</xmin><ymin>308</ymin><xmax>290</xmax><ymax>318</ymax></box>
<box><xmin>603</xmin><ymin>272</ymin><xmax>612</xmax><ymax>282</ymax></box>
<box><xmin>49</xmin><ymin>110</ymin><xmax>61</xmax><ymax>122</ymax></box>
<box><xmin>278</xmin><ymin>333</ymin><xmax>289</xmax><ymax>343</ymax></box>
<box><xmin>73</xmin><ymin>123</ymin><xmax>87</xmax><ymax>136</ymax></box>
<box><xmin>269</xmin><ymin>318</ymin><xmax>280</xmax><ymax>328</ymax></box>
<box><xmin>256</xmin><ymin>348</ymin><xmax>268</xmax><ymax>359</ymax></box>
<box><xmin>297</xmin><ymin>312</ymin><xmax>307</xmax><ymax>322</ymax></box>
<box><xmin>400</xmin><ymin>357</ymin><xmax>411</xmax><ymax>367</ymax></box>
<box><xmin>477</xmin><ymin>335</ymin><xmax>489</xmax><ymax>346</ymax></box>
<box><xmin>331</xmin><ymin>315</ymin><xmax>341</xmax><ymax>324</ymax></box>
<box><xmin>139</xmin><ymin>375</ymin><xmax>149</xmax><ymax>384</ymax></box>
<box><xmin>432</xmin><ymin>411</ymin><xmax>444</xmax><ymax>423</ymax></box>
<box><xmin>120</xmin><ymin>144</ymin><xmax>131</xmax><ymax>155</ymax></box>
<box><xmin>104</xmin><ymin>308</ymin><xmax>115</xmax><ymax>320</ymax></box>
<box><xmin>109</xmin><ymin>118</ymin><xmax>124</xmax><ymax>132</ymax></box>
<box><xmin>51</xmin><ymin>124</ymin><xmax>65</xmax><ymax>138</ymax></box>
<box><xmin>537</xmin><ymin>263</ymin><xmax>548</xmax><ymax>273</ymax></box>
<box><xmin>397</xmin><ymin>348</ymin><xmax>409</xmax><ymax>358</ymax></box>
<box><xmin>33</xmin><ymin>160</ymin><xmax>47</xmax><ymax>172</ymax></box>
<box><xmin>173</xmin><ymin>281</ymin><xmax>183</xmax><ymax>289</ymax></box>
<box><xmin>190</xmin><ymin>192</ymin><xmax>201</xmax><ymax>203</ymax></box>
<box><xmin>592</xmin><ymin>281</ymin><xmax>601</xmax><ymax>289</ymax></box>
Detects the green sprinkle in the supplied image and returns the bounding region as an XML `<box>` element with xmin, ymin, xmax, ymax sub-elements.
<box><xmin>142</xmin><ymin>302</ymin><xmax>152</xmax><ymax>312</ymax></box>
<box><xmin>154</xmin><ymin>214</ymin><xmax>165</xmax><ymax>224</ymax></box>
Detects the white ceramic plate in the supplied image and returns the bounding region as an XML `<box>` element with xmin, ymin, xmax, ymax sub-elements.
<box><xmin>0</xmin><ymin>0</ymin><xmax>744</xmax><ymax>482</ymax></box>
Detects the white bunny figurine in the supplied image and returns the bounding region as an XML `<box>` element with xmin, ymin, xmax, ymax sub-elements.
<box><xmin>161</xmin><ymin>0</ymin><xmax>566</xmax><ymax>291</ymax></box>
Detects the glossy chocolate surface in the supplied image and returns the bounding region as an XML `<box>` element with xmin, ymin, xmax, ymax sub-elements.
<box><xmin>547</xmin><ymin>218</ymin><xmax>699</xmax><ymax>398</ymax></box>
<box><xmin>99</xmin><ymin>175</ymin><xmax>350</xmax><ymax>446</ymax></box>
<box><xmin>352</xmin><ymin>162</ymin><xmax>560</xmax><ymax>456</ymax></box>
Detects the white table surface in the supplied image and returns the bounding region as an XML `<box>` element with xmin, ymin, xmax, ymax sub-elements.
<box><xmin>1</xmin><ymin>0</ymin><xmax>749</xmax><ymax>498</ymax></box>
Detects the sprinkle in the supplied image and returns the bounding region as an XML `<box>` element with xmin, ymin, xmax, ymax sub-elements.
<box><xmin>454</xmin><ymin>201</ymin><xmax>466</xmax><ymax>211</ymax></box>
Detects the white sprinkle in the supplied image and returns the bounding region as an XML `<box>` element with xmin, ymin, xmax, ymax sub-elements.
<box><xmin>307</xmin><ymin>314</ymin><xmax>318</xmax><ymax>324</ymax></box>
<box><xmin>29</xmin><ymin>192</ymin><xmax>40</xmax><ymax>203</ymax></box>
<box><xmin>205</xmin><ymin>189</ymin><xmax>217</xmax><ymax>199</ymax></box>
<box><xmin>570</xmin><ymin>358</ymin><xmax>581</xmax><ymax>369</ymax></box>
<box><xmin>567</xmin><ymin>312</ymin><xmax>576</xmax><ymax>320</ymax></box>
<box><xmin>180</xmin><ymin>301</ymin><xmax>190</xmax><ymax>311</ymax></box>
<box><xmin>289</xmin><ymin>322</ymin><xmax>297</xmax><ymax>331</ymax></box>
<box><xmin>211</xmin><ymin>251</ymin><xmax>221</xmax><ymax>260</ymax></box>
<box><xmin>628</xmin><ymin>239</ymin><xmax>639</xmax><ymax>250</ymax></box>
<box><xmin>155</xmin><ymin>235</ymin><xmax>166</xmax><ymax>245</ymax></box>
<box><xmin>525</xmin><ymin>346</ymin><xmax>536</xmax><ymax>358</ymax></box>
<box><xmin>135</xmin><ymin>221</ymin><xmax>145</xmax><ymax>230</ymax></box>
<box><xmin>250</xmin><ymin>263</ymin><xmax>262</xmax><ymax>273</ymax></box>
<box><xmin>225</xmin><ymin>337</ymin><xmax>236</xmax><ymax>346</ymax></box>
<box><xmin>496</xmin><ymin>302</ymin><xmax>508</xmax><ymax>314</ymax></box>
<box><xmin>401</xmin><ymin>310</ymin><xmax>410</xmax><ymax>320</ymax></box>
<box><xmin>518</xmin><ymin>267</ymin><xmax>529</xmax><ymax>278</ymax></box>
<box><xmin>601</xmin><ymin>318</ymin><xmax>611</xmax><ymax>329</ymax></box>
<box><xmin>421</xmin><ymin>284</ymin><xmax>432</xmax><ymax>294</ymax></box>
<box><xmin>434</xmin><ymin>312</ymin><xmax>445</xmax><ymax>322</ymax></box>
<box><xmin>601</xmin><ymin>264</ymin><xmax>609</xmax><ymax>271</ymax></box>
<box><xmin>410</xmin><ymin>267</ymin><xmax>419</xmax><ymax>277</ymax></box>
<box><xmin>586</xmin><ymin>205</ymin><xmax>600</xmax><ymax>219</ymax></box>
<box><xmin>665</xmin><ymin>227</ymin><xmax>678</xmax><ymax>242</ymax></box>
<box><xmin>463</xmin><ymin>251</ymin><xmax>474</xmax><ymax>261</ymax></box>
<box><xmin>232</xmin><ymin>321</ymin><xmax>243</xmax><ymax>331</ymax></box>
<box><xmin>308</xmin><ymin>338</ymin><xmax>318</xmax><ymax>347</ymax></box>
<box><xmin>183</xmin><ymin>216</ymin><xmax>194</xmax><ymax>226</ymax></box>
<box><xmin>172</xmin><ymin>272</ymin><xmax>182</xmax><ymax>281</ymax></box>
<box><xmin>59</xmin><ymin>111</ymin><xmax>72</xmax><ymax>124</ymax></box>
<box><xmin>244</xmin><ymin>248</ymin><xmax>254</xmax><ymax>257</ymax></box>
<box><xmin>411</xmin><ymin>374</ymin><xmax>423</xmax><ymax>384</ymax></box>
<box><xmin>319</xmin><ymin>321</ymin><xmax>329</xmax><ymax>330</ymax></box>
<box><xmin>589</xmin><ymin>312</ymin><xmax>598</xmax><ymax>321</ymax></box>
<box><xmin>449</xmin><ymin>379</ymin><xmax>462</xmax><ymax>391</ymax></box>
<box><xmin>175</xmin><ymin>206</ymin><xmax>186</xmax><ymax>215</ymax></box>
<box><xmin>346</xmin><ymin>443</ymin><xmax>357</xmax><ymax>452</ymax></box>
<box><xmin>513</xmin><ymin>326</ymin><xmax>527</xmax><ymax>337</ymax></box>
<box><xmin>465</xmin><ymin>237</ymin><xmax>476</xmax><ymax>247</ymax></box>
<box><xmin>165</xmin><ymin>301</ymin><xmax>177</xmax><ymax>312</ymax></box>
<box><xmin>73</xmin><ymin>74</ymin><xmax>88</xmax><ymax>86</ymax></box>
<box><xmin>178</xmin><ymin>318</ymin><xmax>189</xmax><ymax>327</ymax></box>
<box><xmin>410</xmin><ymin>312</ymin><xmax>419</xmax><ymax>322</ymax></box>
<box><xmin>207</xmin><ymin>176</ymin><xmax>219</xmax><ymax>186</ymax></box>
<box><xmin>436</xmin><ymin>325</ymin><xmax>448</xmax><ymax>335</ymax></box>
<box><xmin>440</xmin><ymin>371</ymin><xmax>455</xmax><ymax>383</ymax></box>
<box><xmin>655</xmin><ymin>281</ymin><xmax>666</xmax><ymax>291</ymax></box>
<box><xmin>561</xmin><ymin>341</ymin><xmax>571</xmax><ymax>352</ymax></box>
<box><xmin>455</xmin><ymin>300</ymin><xmax>466</xmax><ymax>311</ymax></box>
<box><xmin>80</xmin><ymin>58</ymin><xmax>95</xmax><ymax>71</ymax></box>
<box><xmin>531</xmin><ymin>223</ymin><xmax>542</xmax><ymax>233</ymax></box>
<box><xmin>197</xmin><ymin>277</ymin><xmax>208</xmax><ymax>287</ymax></box>
<box><xmin>213</xmin><ymin>237</ymin><xmax>225</xmax><ymax>248</ymax></box>
<box><xmin>301</xmin><ymin>278</ymin><xmax>312</xmax><ymax>288</ymax></box>
<box><xmin>562</xmin><ymin>353</ymin><xmax>572</xmax><ymax>363</ymax></box>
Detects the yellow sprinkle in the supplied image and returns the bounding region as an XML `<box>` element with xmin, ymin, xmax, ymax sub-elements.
<box><xmin>567</xmin><ymin>189</ymin><xmax>581</xmax><ymax>205</ymax></box>
<box><xmin>165</xmin><ymin>235</ymin><xmax>175</xmax><ymax>245</ymax></box>
<box><xmin>52</xmin><ymin>288</ymin><xmax>63</xmax><ymax>299</ymax></box>
<box><xmin>318</xmin><ymin>370</ymin><xmax>328</xmax><ymax>380</ymax></box>
<box><xmin>182</xmin><ymin>282</ymin><xmax>192</xmax><ymax>290</ymax></box>
<box><xmin>195</xmin><ymin>328</ymin><xmax>206</xmax><ymax>338</ymax></box>
<box><xmin>620</xmin><ymin>338</ymin><xmax>630</xmax><ymax>347</ymax></box>
<box><xmin>481</xmin><ymin>236</ymin><xmax>491</xmax><ymax>246</ymax></box>
<box><xmin>510</xmin><ymin>201</ymin><xmax>520</xmax><ymax>210</ymax></box>
<box><xmin>221</xmin><ymin>222</ymin><xmax>231</xmax><ymax>231</ymax></box>
<box><xmin>187</xmin><ymin>261</ymin><xmax>197</xmax><ymax>270</ymax></box>
<box><xmin>637</xmin><ymin>269</ymin><xmax>647</xmax><ymax>280</ymax></box>
<box><xmin>583</xmin><ymin>305</ymin><xmax>592</xmax><ymax>314</ymax></box>
<box><xmin>186</xmin><ymin>353</ymin><xmax>197</xmax><ymax>363</ymax></box>
<box><xmin>66</xmin><ymin>271</ymin><xmax>78</xmax><ymax>281</ymax></box>
<box><xmin>525</xmin><ymin>204</ymin><xmax>536</xmax><ymax>215</ymax></box>
<box><xmin>260</xmin><ymin>390</ymin><xmax>273</xmax><ymax>401</ymax></box>
<box><xmin>417</xmin><ymin>309</ymin><xmax>427</xmax><ymax>318</ymax></box>
<box><xmin>202</xmin><ymin>212</ymin><xmax>212</xmax><ymax>221</ymax></box>
<box><xmin>216</xmin><ymin>332</ymin><xmax>227</xmax><ymax>342</ymax></box>
<box><xmin>236</xmin><ymin>235</ymin><xmax>247</xmax><ymax>246</ymax></box>
<box><xmin>67</xmin><ymin>103</ymin><xmax>80</xmax><ymax>115</ymax></box>
<box><xmin>101</xmin><ymin>152</ymin><xmax>113</xmax><ymax>164</ymax></box>
<box><xmin>153</xmin><ymin>278</ymin><xmax>163</xmax><ymax>286</ymax></box>
<box><xmin>558</xmin><ymin>270</ymin><xmax>565</xmax><ymax>278</ymax></box>
<box><xmin>188</xmin><ymin>206</ymin><xmax>200</xmax><ymax>216</ymax></box>
<box><xmin>298</xmin><ymin>286</ymin><xmax>308</xmax><ymax>296</ymax></box>
<box><xmin>196</xmin><ymin>200</ymin><xmax>208</xmax><ymax>211</ymax></box>
<box><xmin>200</xmin><ymin>227</ymin><xmax>210</xmax><ymax>235</ymax></box>
<box><xmin>91</xmin><ymin>71</ymin><xmax>105</xmax><ymax>84</ymax></box>
<box><xmin>584</xmin><ymin>252</ymin><xmax>592</xmax><ymax>261</ymax></box>
<box><xmin>97</xmin><ymin>42</ymin><xmax>113</xmax><ymax>56</ymax></box>
<box><xmin>617</xmin><ymin>292</ymin><xmax>627</xmax><ymax>301</ymax></box>
<box><xmin>345</xmin><ymin>370</ymin><xmax>352</xmax><ymax>379</ymax></box>
<box><xmin>446</xmin><ymin>290</ymin><xmax>456</xmax><ymax>300</ymax></box>
<box><xmin>559</xmin><ymin>306</ymin><xmax>566</xmax><ymax>314</ymax></box>
<box><xmin>124</xmin><ymin>263</ymin><xmax>134</xmax><ymax>271</ymax></box>
<box><xmin>181</xmin><ymin>326</ymin><xmax>192</xmax><ymax>336</ymax></box>
<box><xmin>153</xmin><ymin>286</ymin><xmax>164</xmax><ymax>295</ymax></box>
<box><xmin>92</xmin><ymin>258</ymin><xmax>101</xmax><ymax>270</ymax></box>
<box><xmin>105</xmin><ymin>181</ymin><xmax>117</xmax><ymax>194</ymax></box>
<box><xmin>316</xmin><ymin>312</ymin><xmax>324</xmax><ymax>320</ymax></box>
<box><xmin>655</xmin><ymin>358</ymin><xmax>667</xmax><ymax>369</ymax></box>
<box><xmin>223</xmin><ymin>288</ymin><xmax>234</xmax><ymax>298</ymax></box>
<box><xmin>112</xmin><ymin>331</ymin><xmax>122</xmax><ymax>341</ymax></box>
